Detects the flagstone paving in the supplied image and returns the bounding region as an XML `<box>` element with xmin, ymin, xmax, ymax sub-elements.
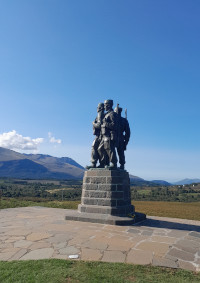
<box><xmin>0</xmin><ymin>206</ymin><xmax>200</xmax><ymax>272</ymax></box>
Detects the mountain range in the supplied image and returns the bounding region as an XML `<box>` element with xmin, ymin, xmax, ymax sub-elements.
<box><xmin>0</xmin><ymin>147</ymin><xmax>85</xmax><ymax>179</ymax></box>
<box><xmin>0</xmin><ymin>147</ymin><xmax>199</xmax><ymax>185</ymax></box>
<box><xmin>129</xmin><ymin>175</ymin><xmax>171</xmax><ymax>186</ymax></box>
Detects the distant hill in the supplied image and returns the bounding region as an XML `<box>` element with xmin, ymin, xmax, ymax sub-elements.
<box><xmin>0</xmin><ymin>159</ymin><xmax>50</xmax><ymax>179</ymax></box>
<box><xmin>0</xmin><ymin>147</ymin><xmax>85</xmax><ymax>179</ymax></box>
<box><xmin>151</xmin><ymin>180</ymin><xmax>171</xmax><ymax>186</ymax></box>
<box><xmin>129</xmin><ymin>175</ymin><xmax>169</xmax><ymax>186</ymax></box>
<box><xmin>0</xmin><ymin>147</ymin><xmax>24</xmax><ymax>161</ymax></box>
<box><xmin>173</xmin><ymin>178</ymin><xmax>200</xmax><ymax>185</ymax></box>
<box><xmin>129</xmin><ymin>175</ymin><xmax>147</xmax><ymax>185</ymax></box>
<box><xmin>129</xmin><ymin>174</ymin><xmax>144</xmax><ymax>181</ymax></box>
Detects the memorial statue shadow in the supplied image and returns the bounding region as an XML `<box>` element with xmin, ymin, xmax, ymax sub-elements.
<box><xmin>134</xmin><ymin>218</ymin><xmax>200</xmax><ymax>232</ymax></box>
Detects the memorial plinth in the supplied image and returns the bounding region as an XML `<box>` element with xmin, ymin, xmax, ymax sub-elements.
<box><xmin>65</xmin><ymin>168</ymin><xmax>146</xmax><ymax>225</ymax></box>
<box><xmin>79</xmin><ymin>169</ymin><xmax>134</xmax><ymax>216</ymax></box>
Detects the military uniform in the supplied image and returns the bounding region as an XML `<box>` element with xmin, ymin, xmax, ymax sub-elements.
<box><xmin>91</xmin><ymin>118</ymin><xmax>102</xmax><ymax>166</ymax></box>
<box><xmin>98</xmin><ymin>108</ymin><xmax>118</xmax><ymax>167</ymax></box>
<box><xmin>90</xmin><ymin>103</ymin><xmax>104</xmax><ymax>167</ymax></box>
<box><xmin>116</xmin><ymin>116</ymin><xmax>130</xmax><ymax>169</ymax></box>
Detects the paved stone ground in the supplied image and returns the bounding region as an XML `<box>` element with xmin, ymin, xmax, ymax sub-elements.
<box><xmin>0</xmin><ymin>207</ymin><xmax>200</xmax><ymax>272</ymax></box>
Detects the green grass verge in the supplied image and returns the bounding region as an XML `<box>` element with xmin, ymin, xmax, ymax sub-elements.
<box><xmin>133</xmin><ymin>201</ymin><xmax>200</xmax><ymax>221</ymax></box>
<box><xmin>0</xmin><ymin>260</ymin><xmax>200</xmax><ymax>283</ymax></box>
<box><xmin>0</xmin><ymin>198</ymin><xmax>79</xmax><ymax>210</ymax></box>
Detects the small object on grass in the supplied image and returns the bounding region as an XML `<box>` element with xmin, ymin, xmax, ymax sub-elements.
<box><xmin>68</xmin><ymin>254</ymin><xmax>79</xmax><ymax>259</ymax></box>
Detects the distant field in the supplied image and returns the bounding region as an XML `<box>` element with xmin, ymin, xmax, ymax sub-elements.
<box><xmin>1</xmin><ymin>198</ymin><xmax>200</xmax><ymax>221</ymax></box>
<box><xmin>1</xmin><ymin>178</ymin><xmax>200</xmax><ymax>203</ymax></box>
<box><xmin>133</xmin><ymin>201</ymin><xmax>200</xmax><ymax>221</ymax></box>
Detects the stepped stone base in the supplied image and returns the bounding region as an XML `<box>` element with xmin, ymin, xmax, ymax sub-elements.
<box><xmin>65</xmin><ymin>210</ymin><xmax>146</xmax><ymax>225</ymax></box>
<box><xmin>65</xmin><ymin>168</ymin><xmax>146</xmax><ymax>225</ymax></box>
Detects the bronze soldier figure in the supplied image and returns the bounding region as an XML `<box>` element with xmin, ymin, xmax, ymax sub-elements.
<box><xmin>98</xmin><ymin>99</ymin><xmax>118</xmax><ymax>168</ymax></box>
<box><xmin>114</xmin><ymin>106</ymin><xmax>130</xmax><ymax>169</ymax></box>
<box><xmin>87</xmin><ymin>103</ymin><xmax>105</xmax><ymax>168</ymax></box>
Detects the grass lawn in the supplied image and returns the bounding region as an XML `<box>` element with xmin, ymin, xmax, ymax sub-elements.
<box><xmin>0</xmin><ymin>260</ymin><xmax>200</xmax><ymax>283</ymax></box>
<box><xmin>133</xmin><ymin>201</ymin><xmax>200</xmax><ymax>221</ymax></box>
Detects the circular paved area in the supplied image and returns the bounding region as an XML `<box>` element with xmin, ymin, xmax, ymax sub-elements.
<box><xmin>0</xmin><ymin>206</ymin><xmax>200</xmax><ymax>272</ymax></box>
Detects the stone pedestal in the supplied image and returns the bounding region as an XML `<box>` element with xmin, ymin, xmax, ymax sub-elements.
<box><xmin>65</xmin><ymin>169</ymin><xmax>146</xmax><ymax>225</ymax></box>
<box><xmin>78</xmin><ymin>169</ymin><xmax>134</xmax><ymax>216</ymax></box>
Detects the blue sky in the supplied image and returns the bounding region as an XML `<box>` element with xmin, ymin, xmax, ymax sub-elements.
<box><xmin>0</xmin><ymin>0</ymin><xmax>200</xmax><ymax>182</ymax></box>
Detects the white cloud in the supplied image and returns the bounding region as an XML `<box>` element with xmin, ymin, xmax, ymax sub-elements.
<box><xmin>0</xmin><ymin>130</ymin><xmax>44</xmax><ymax>151</ymax></box>
<box><xmin>48</xmin><ymin>132</ymin><xmax>62</xmax><ymax>144</ymax></box>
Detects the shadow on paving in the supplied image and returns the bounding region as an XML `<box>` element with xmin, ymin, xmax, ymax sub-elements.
<box><xmin>135</xmin><ymin>218</ymin><xmax>200</xmax><ymax>232</ymax></box>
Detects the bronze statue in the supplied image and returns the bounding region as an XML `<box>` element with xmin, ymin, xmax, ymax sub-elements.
<box><xmin>87</xmin><ymin>103</ymin><xmax>105</xmax><ymax>169</ymax></box>
<box><xmin>87</xmin><ymin>100</ymin><xmax>130</xmax><ymax>170</ymax></box>
<box><xmin>114</xmin><ymin>106</ymin><xmax>130</xmax><ymax>169</ymax></box>
<box><xmin>98</xmin><ymin>99</ymin><xmax>118</xmax><ymax>168</ymax></box>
